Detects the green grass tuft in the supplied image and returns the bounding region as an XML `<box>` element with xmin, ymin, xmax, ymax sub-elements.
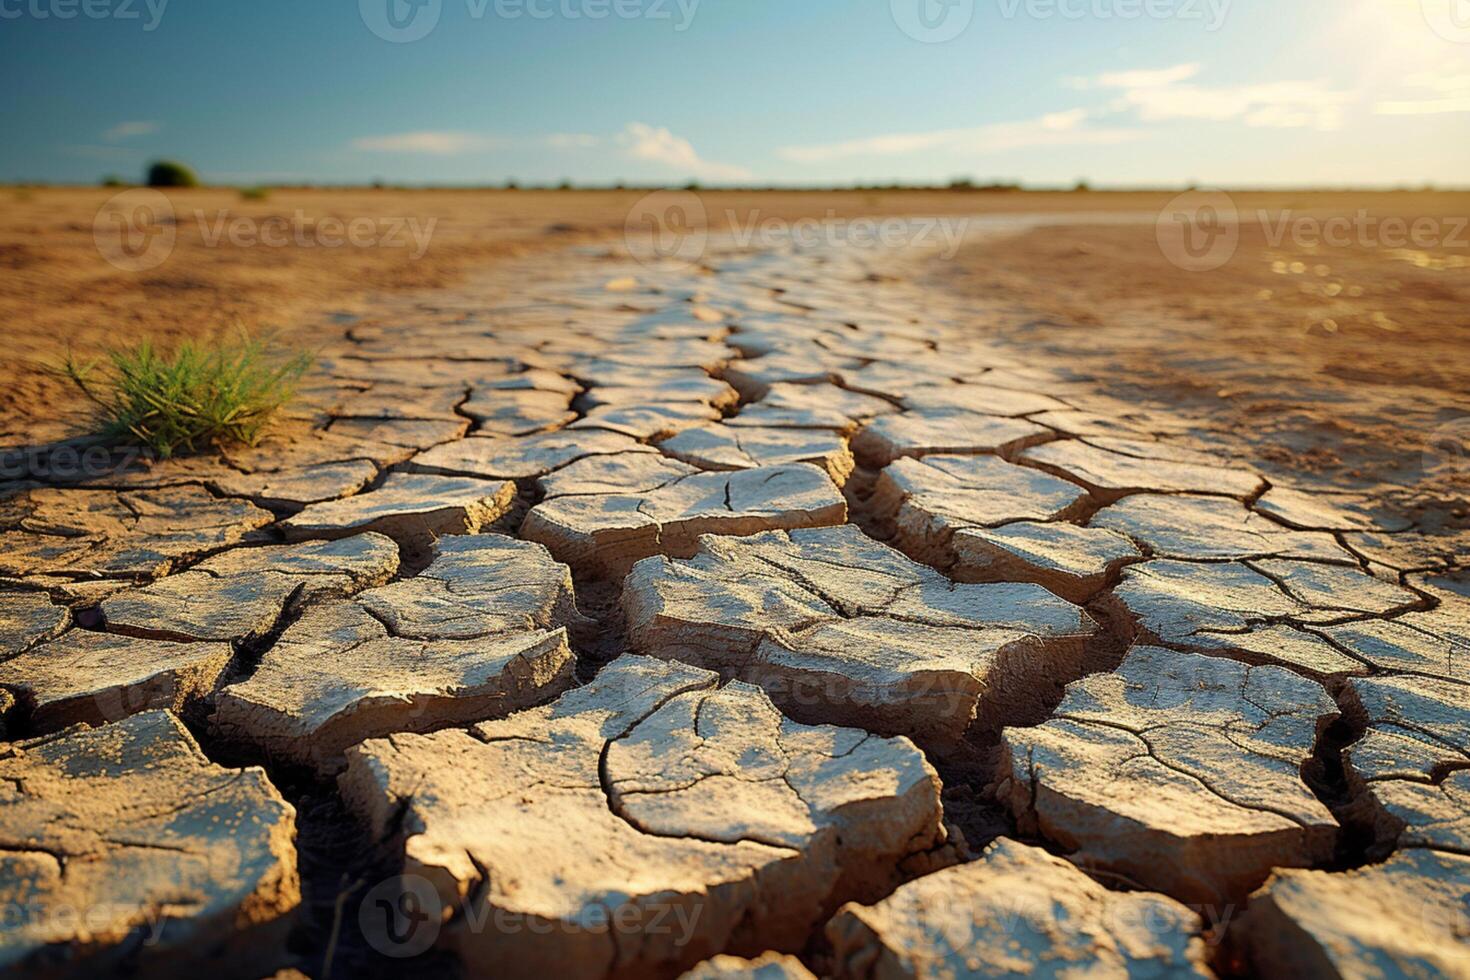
<box><xmin>57</xmin><ymin>334</ymin><xmax>313</xmax><ymax>459</ymax></box>
<box><xmin>239</xmin><ymin>185</ymin><xmax>270</xmax><ymax>201</ymax></box>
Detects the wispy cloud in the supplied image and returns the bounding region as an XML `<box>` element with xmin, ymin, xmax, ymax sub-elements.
<box><xmin>1375</xmin><ymin>96</ymin><xmax>1470</xmax><ymax>115</ymax></box>
<box><xmin>351</xmin><ymin>131</ymin><xmax>495</xmax><ymax>154</ymax></box>
<box><xmin>349</xmin><ymin>123</ymin><xmax>749</xmax><ymax>181</ymax></box>
<box><xmin>776</xmin><ymin>110</ymin><xmax>1137</xmax><ymax>164</ymax></box>
<box><xmin>1079</xmin><ymin>63</ymin><xmax>1354</xmax><ymax>131</ymax></box>
<box><xmin>1374</xmin><ymin>70</ymin><xmax>1470</xmax><ymax>116</ymax></box>
<box><xmin>352</xmin><ymin>131</ymin><xmax>604</xmax><ymax>154</ymax></box>
<box><xmin>615</xmin><ymin>122</ymin><xmax>751</xmax><ymax>180</ymax></box>
<box><xmin>1068</xmin><ymin>64</ymin><xmax>1203</xmax><ymax>90</ymax></box>
<box><xmin>103</xmin><ymin>121</ymin><xmax>161</xmax><ymax>142</ymax></box>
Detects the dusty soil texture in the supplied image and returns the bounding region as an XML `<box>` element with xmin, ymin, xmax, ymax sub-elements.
<box><xmin>0</xmin><ymin>195</ymin><xmax>1467</xmax><ymax>978</ymax></box>
<box><xmin>4</xmin><ymin>186</ymin><xmax>1112</xmax><ymax>444</ymax></box>
<box><xmin>927</xmin><ymin>194</ymin><xmax>1470</xmax><ymax>523</ymax></box>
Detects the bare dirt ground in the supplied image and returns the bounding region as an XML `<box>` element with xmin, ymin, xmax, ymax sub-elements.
<box><xmin>13</xmin><ymin>186</ymin><xmax>1461</xmax><ymax>449</ymax></box>
<box><xmin>926</xmin><ymin>195</ymin><xmax>1470</xmax><ymax>517</ymax></box>
<box><xmin>2</xmin><ymin>189</ymin><xmax>1468</xmax><ymax>978</ymax></box>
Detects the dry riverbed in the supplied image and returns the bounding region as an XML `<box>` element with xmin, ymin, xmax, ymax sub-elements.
<box><xmin>0</xmin><ymin>189</ymin><xmax>1467</xmax><ymax>978</ymax></box>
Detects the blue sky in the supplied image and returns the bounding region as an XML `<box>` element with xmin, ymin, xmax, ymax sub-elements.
<box><xmin>2</xmin><ymin>0</ymin><xmax>1466</xmax><ymax>186</ymax></box>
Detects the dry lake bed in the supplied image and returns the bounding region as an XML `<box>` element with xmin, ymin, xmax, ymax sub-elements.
<box><xmin>1</xmin><ymin>189</ymin><xmax>1467</xmax><ymax>978</ymax></box>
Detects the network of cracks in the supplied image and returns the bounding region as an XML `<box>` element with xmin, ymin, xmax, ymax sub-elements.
<box><xmin>1</xmin><ymin>235</ymin><xmax>1466</xmax><ymax>979</ymax></box>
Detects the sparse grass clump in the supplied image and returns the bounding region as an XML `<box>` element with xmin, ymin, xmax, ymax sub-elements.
<box><xmin>58</xmin><ymin>335</ymin><xmax>313</xmax><ymax>458</ymax></box>
<box><xmin>239</xmin><ymin>185</ymin><xmax>270</xmax><ymax>201</ymax></box>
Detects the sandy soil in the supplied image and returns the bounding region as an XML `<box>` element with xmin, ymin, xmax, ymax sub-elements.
<box><xmin>0</xmin><ymin>187</ymin><xmax>1335</xmax><ymax>428</ymax></box>
<box><xmin>924</xmin><ymin>194</ymin><xmax>1470</xmax><ymax>521</ymax></box>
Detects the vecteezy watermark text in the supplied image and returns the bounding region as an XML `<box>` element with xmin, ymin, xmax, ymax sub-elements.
<box><xmin>359</xmin><ymin>0</ymin><xmax>699</xmax><ymax>42</ymax></box>
<box><xmin>730</xmin><ymin>210</ymin><xmax>970</xmax><ymax>257</ymax></box>
<box><xmin>0</xmin><ymin>0</ymin><xmax>168</xmax><ymax>30</ymax></box>
<box><xmin>359</xmin><ymin>874</ymin><xmax>705</xmax><ymax>958</ymax></box>
<box><xmin>997</xmin><ymin>0</ymin><xmax>1229</xmax><ymax>30</ymax></box>
<box><xmin>1157</xmin><ymin>190</ymin><xmax>1470</xmax><ymax>271</ymax></box>
<box><xmin>0</xmin><ymin>444</ymin><xmax>145</xmax><ymax>482</ymax></box>
<box><xmin>623</xmin><ymin>191</ymin><xmax>971</xmax><ymax>271</ymax></box>
<box><xmin>1260</xmin><ymin>211</ymin><xmax>1470</xmax><ymax>251</ymax></box>
<box><xmin>891</xmin><ymin>0</ymin><xmax>1228</xmax><ymax>42</ymax></box>
<box><xmin>195</xmin><ymin>210</ymin><xmax>437</xmax><ymax>258</ymax></box>
<box><xmin>93</xmin><ymin>190</ymin><xmax>438</xmax><ymax>272</ymax></box>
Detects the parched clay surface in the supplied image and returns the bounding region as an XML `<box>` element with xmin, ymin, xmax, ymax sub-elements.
<box><xmin>0</xmin><ymin>630</ymin><xmax>236</xmax><ymax>732</ymax></box>
<box><xmin>2</xmin><ymin>227</ymin><xmax>1461</xmax><ymax>978</ymax></box>
<box><xmin>0</xmin><ymin>485</ymin><xmax>272</xmax><ymax>578</ymax></box>
<box><xmin>624</xmin><ymin>524</ymin><xmax>1094</xmax><ymax>754</ymax></box>
<box><xmin>870</xmin><ymin>453</ymin><xmax>1092</xmax><ymax>569</ymax></box>
<box><xmin>679</xmin><ymin>952</ymin><xmax>817</xmax><ymax>980</ymax></box>
<box><xmin>1020</xmin><ymin>440</ymin><xmax>1265</xmax><ymax>502</ymax></box>
<box><xmin>1236</xmin><ymin>849</ymin><xmax>1470</xmax><ymax>979</ymax></box>
<box><xmin>212</xmin><ymin>535</ymin><xmax>583</xmax><ymax>771</ymax></box>
<box><xmin>851</xmin><ymin>411</ymin><xmax>1050</xmax><ymax>468</ymax></box>
<box><xmin>1367</xmin><ymin>770</ymin><xmax>1470</xmax><ymax>853</ymax></box>
<box><xmin>340</xmin><ymin>655</ymin><xmax>945</xmax><ymax>979</ymax></box>
<box><xmin>825</xmin><ymin>837</ymin><xmax>1212</xmax><ymax>979</ymax></box>
<box><xmin>949</xmin><ymin>521</ymin><xmax>1141</xmax><ymax>603</ymax></box>
<box><xmin>1106</xmin><ymin>559</ymin><xmax>1419</xmax><ymax>678</ymax></box>
<box><xmin>998</xmin><ymin>645</ymin><xmax>1341</xmax><ymax>906</ymax></box>
<box><xmin>523</xmin><ymin>459</ymin><xmax>848</xmax><ymax>578</ymax></box>
<box><xmin>409</xmin><ymin>429</ymin><xmax>655</xmax><ymax>481</ymax></box>
<box><xmin>0</xmin><ymin>591</ymin><xmax>68</xmax><ymax>659</ymax></box>
<box><xmin>0</xmin><ymin>711</ymin><xmax>299</xmax><ymax>977</ymax></box>
<box><xmin>1092</xmin><ymin>494</ymin><xmax>1355</xmax><ymax>563</ymax></box>
<box><xmin>98</xmin><ymin>534</ymin><xmax>400</xmax><ymax>642</ymax></box>
<box><xmin>660</xmin><ymin>424</ymin><xmax>855</xmax><ymax>486</ymax></box>
<box><xmin>281</xmin><ymin>472</ymin><xmax>515</xmax><ymax>544</ymax></box>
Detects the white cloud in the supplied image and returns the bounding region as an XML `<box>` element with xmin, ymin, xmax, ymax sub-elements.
<box><xmin>351</xmin><ymin>131</ymin><xmax>602</xmax><ymax>154</ymax></box>
<box><xmin>347</xmin><ymin>125</ymin><xmax>749</xmax><ymax>181</ymax></box>
<box><xmin>103</xmin><ymin>121</ymin><xmax>160</xmax><ymax>142</ymax></box>
<box><xmin>1374</xmin><ymin>71</ymin><xmax>1470</xmax><ymax>115</ymax></box>
<box><xmin>1374</xmin><ymin>96</ymin><xmax>1470</xmax><ymax>115</ymax></box>
<box><xmin>351</xmin><ymin>131</ymin><xmax>492</xmax><ymax>154</ymax></box>
<box><xmin>615</xmin><ymin>123</ymin><xmax>751</xmax><ymax>181</ymax></box>
<box><xmin>1068</xmin><ymin>64</ymin><xmax>1202</xmax><ymax>90</ymax></box>
<box><xmin>776</xmin><ymin>111</ymin><xmax>1137</xmax><ymax>164</ymax></box>
<box><xmin>1083</xmin><ymin>64</ymin><xmax>1354</xmax><ymax>131</ymax></box>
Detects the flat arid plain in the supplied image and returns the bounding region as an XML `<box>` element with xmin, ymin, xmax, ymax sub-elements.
<box><xmin>1</xmin><ymin>188</ymin><xmax>1468</xmax><ymax>979</ymax></box>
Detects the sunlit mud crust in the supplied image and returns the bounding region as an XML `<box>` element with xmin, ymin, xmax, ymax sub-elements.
<box><xmin>0</xmin><ymin>226</ymin><xmax>1466</xmax><ymax>979</ymax></box>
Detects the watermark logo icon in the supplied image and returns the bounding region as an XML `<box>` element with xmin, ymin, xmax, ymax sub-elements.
<box><xmin>1423</xmin><ymin>417</ymin><xmax>1470</xmax><ymax>480</ymax></box>
<box><xmin>892</xmin><ymin>0</ymin><xmax>974</xmax><ymax>41</ymax></box>
<box><xmin>93</xmin><ymin>189</ymin><xmax>176</xmax><ymax>272</ymax></box>
<box><xmin>359</xmin><ymin>874</ymin><xmax>443</xmax><ymax>957</ymax></box>
<box><xmin>1422</xmin><ymin>0</ymin><xmax>1470</xmax><ymax>43</ymax></box>
<box><xmin>624</xmin><ymin>190</ymin><xmax>709</xmax><ymax>270</ymax></box>
<box><xmin>361</xmin><ymin>0</ymin><xmax>442</xmax><ymax>42</ymax></box>
<box><xmin>1156</xmin><ymin>190</ymin><xmax>1239</xmax><ymax>272</ymax></box>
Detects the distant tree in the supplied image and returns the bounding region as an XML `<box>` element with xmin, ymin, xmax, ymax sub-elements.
<box><xmin>146</xmin><ymin>160</ymin><xmax>199</xmax><ymax>187</ymax></box>
<box><xmin>557</xmin><ymin>179</ymin><xmax>574</xmax><ymax>191</ymax></box>
<box><xmin>684</xmin><ymin>181</ymin><xmax>701</xmax><ymax>191</ymax></box>
<box><xmin>101</xmin><ymin>175</ymin><xmax>126</xmax><ymax>188</ymax></box>
<box><xmin>505</xmin><ymin>179</ymin><xmax>520</xmax><ymax>191</ymax></box>
<box><xmin>948</xmin><ymin>177</ymin><xmax>976</xmax><ymax>191</ymax></box>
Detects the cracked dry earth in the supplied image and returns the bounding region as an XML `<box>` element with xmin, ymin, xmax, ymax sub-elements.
<box><xmin>1</xmin><ymin>229</ymin><xmax>1467</xmax><ymax>980</ymax></box>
